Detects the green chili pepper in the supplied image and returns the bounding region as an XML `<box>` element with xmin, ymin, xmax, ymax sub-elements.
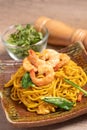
<box><xmin>64</xmin><ymin>78</ymin><xmax>87</xmax><ymax>96</ymax></box>
<box><xmin>42</xmin><ymin>97</ymin><xmax>74</xmax><ymax>110</ymax></box>
<box><xmin>21</xmin><ymin>72</ymin><xmax>35</xmax><ymax>88</ymax></box>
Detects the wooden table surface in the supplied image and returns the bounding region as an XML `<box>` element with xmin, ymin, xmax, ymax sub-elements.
<box><xmin>0</xmin><ymin>0</ymin><xmax>87</xmax><ymax>130</ymax></box>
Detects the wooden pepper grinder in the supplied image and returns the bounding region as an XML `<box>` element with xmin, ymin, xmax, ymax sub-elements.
<box><xmin>35</xmin><ymin>16</ymin><xmax>87</xmax><ymax>50</ymax></box>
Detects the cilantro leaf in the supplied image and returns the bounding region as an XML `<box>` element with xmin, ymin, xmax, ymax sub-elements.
<box><xmin>21</xmin><ymin>72</ymin><xmax>35</xmax><ymax>88</ymax></box>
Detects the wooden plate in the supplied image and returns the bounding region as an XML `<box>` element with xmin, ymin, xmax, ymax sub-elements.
<box><xmin>0</xmin><ymin>42</ymin><xmax>87</xmax><ymax>127</ymax></box>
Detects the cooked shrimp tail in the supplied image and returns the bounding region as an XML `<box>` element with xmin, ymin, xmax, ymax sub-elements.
<box><xmin>54</xmin><ymin>53</ymin><xmax>70</xmax><ymax>71</ymax></box>
<box><xmin>28</xmin><ymin>49</ymin><xmax>39</xmax><ymax>67</ymax></box>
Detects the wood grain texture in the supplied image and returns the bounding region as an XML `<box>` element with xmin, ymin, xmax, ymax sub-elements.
<box><xmin>0</xmin><ymin>0</ymin><xmax>87</xmax><ymax>130</ymax></box>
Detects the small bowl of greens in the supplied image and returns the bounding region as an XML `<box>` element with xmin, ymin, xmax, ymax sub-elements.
<box><xmin>1</xmin><ymin>24</ymin><xmax>49</xmax><ymax>61</ymax></box>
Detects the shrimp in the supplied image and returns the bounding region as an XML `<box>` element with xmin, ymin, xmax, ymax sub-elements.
<box><xmin>40</xmin><ymin>49</ymin><xmax>60</xmax><ymax>68</ymax></box>
<box><xmin>28</xmin><ymin>49</ymin><xmax>45</xmax><ymax>67</ymax></box>
<box><xmin>54</xmin><ymin>53</ymin><xmax>70</xmax><ymax>71</ymax></box>
<box><xmin>23</xmin><ymin>49</ymin><xmax>45</xmax><ymax>72</ymax></box>
<box><xmin>30</xmin><ymin>64</ymin><xmax>55</xmax><ymax>86</ymax></box>
<box><xmin>23</xmin><ymin>57</ymin><xmax>37</xmax><ymax>72</ymax></box>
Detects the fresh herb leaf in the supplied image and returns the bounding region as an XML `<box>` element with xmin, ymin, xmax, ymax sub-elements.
<box><xmin>21</xmin><ymin>72</ymin><xmax>35</xmax><ymax>88</ymax></box>
<box><xmin>7</xmin><ymin>24</ymin><xmax>43</xmax><ymax>59</ymax></box>
<box><xmin>16</xmin><ymin>24</ymin><xmax>23</xmax><ymax>31</ymax></box>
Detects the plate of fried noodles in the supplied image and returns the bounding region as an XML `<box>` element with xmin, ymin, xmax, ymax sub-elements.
<box><xmin>0</xmin><ymin>42</ymin><xmax>87</xmax><ymax>127</ymax></box>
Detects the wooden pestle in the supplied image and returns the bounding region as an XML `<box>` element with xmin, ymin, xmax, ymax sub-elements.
<box><xmin>35</xmin><ymin>16</ymin><xmax>87</xmax><ymax>50</ymax></box>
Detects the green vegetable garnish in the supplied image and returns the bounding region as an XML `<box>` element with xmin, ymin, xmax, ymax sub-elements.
<box><xmin>7</xmin><ymin>24</ymin><xmax>43</xmax><ymax>59</ymax></box>
<box><xmin>64</xmin><ymin>78</ymin><xmax>87</xmax><ymax>96</ymax></box>
<box><xmin>42</xmin><ymin>97</ymin><xmax>74</xmax><ymax>110</ymax></box>
<box><xmin>21</xmin><ymin>72</ymin><xmax>35</xmax><ymax>88</ymax></box>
